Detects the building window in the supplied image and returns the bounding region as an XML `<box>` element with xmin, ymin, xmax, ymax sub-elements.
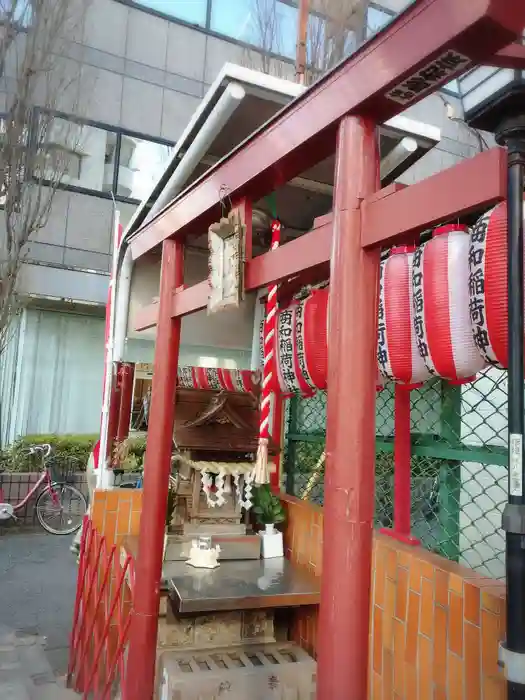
<box><xmin>134</xmin><ymin>0</ymin><xmax>207</xmax><ymax>27</ymax></box>
<box><xmin>35</xmin><ymin>112</ymin><xmax>174</xmax><ymax>204</ymax></box>
<box><xmin>307</xmin><ymin>11</ymin><xmax>360</xmax><ymax>73</ymax></box>
<box><xmin>36</xmin><ymin>116</ymin><xmax>117</xmax><ymax>192</ymax></box>
<box><xmin>443</xmin><ymin>79</ymin><xmax>460</xmax><ymax>95</ymax></box>
<box><xmin>210</xmin><ymin>0</ymin><xmax>297</xmax><ymax>59</ymax></box>
<box><xmin>125</xmin><ymin>1</ymin><xmax>420</xmax><ymax>66</ymax></box>
<box><xmin>117</xmin><ymin>136</ymin><xmax>174</xmax><ymax>201</ymax></box>
<box><xmin>0</xmin><ymin>0</ymin><xmax>32</xmax><ymax>27</ymax></box>
<box><xmin>124</xmin><ymin>0</ymin><xmax>463</xmax><ymax>96</ymax></box>
<box><xmin>366</xmin><ymin>5</ymin><xmax>393</xmax><ymax>38</ymax></box>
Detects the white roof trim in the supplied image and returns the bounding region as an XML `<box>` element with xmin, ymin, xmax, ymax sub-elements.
<box><xmin>121</xmin><ymin>63</ymin><xmax>441</xmax><ymax>248</ymax></box>
<box><xmin>120</xmin><ymin>64</ymin><xmax>305</xmax><ymax>245</ymax></box>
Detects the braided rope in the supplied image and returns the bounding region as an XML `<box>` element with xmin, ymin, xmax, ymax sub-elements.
<box><xmin>254</xmin><ymin>220</ymin><xmax>281</xmax><ymax>485</ymax></box>
<box><xmin>173</xmin><ymin>455</ymin><xmax>254</xmax><ymax>474</ymax></box>
<box><xmin>260</xmin><ymin>221</ymin><xmax>281</xmax><ymax>437</ymax></box>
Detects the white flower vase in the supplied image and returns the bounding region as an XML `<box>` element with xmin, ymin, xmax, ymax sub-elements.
<box><xmin>260</xmin><ymin>523</ymin><xmax>284</xmax><ymax>559</ymax></box>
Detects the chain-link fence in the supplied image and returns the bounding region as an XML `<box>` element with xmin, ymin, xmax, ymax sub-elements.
<box><xmin>283</xmin><ymin>367</ymin><xmax>508</xmax><ymax>580</ymax></box>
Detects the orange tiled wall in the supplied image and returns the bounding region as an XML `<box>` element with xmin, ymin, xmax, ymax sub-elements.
<box><xmin>73</xmin><ymin>489</ymin><xmax>143</xmax><ymax>685</ymax></box>
<box><xmin>90</xmin><ymin>488</ymin><xmax>142</xmax><ymax>545</ymax></box>
<box><xmin>281</xmin><ymin>495</ymin><xmax>507</xmax><ymax>699</ymax></box>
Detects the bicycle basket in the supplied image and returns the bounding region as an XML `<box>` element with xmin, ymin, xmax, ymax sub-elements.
<box><xmin>50</xmin><ymin>457</ymin><xmax>83</xmax><ymax>484</ymax></box>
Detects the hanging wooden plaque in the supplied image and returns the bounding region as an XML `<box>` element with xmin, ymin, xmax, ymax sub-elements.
<box><xmin>207</xmin><ymin>207</ymin><xmax>246</xmax><ymax>314</ymax></box>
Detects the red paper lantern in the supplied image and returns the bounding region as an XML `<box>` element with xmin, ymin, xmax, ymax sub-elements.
<box><xmin>295</xmin><ymin>288</ymin><xmax>328</xmax><ymax>392</ymax></box>
<box><xmin>273</xmin><ymin>287</ymin><xmax>388</xmax><ymax>396</ymax></box>
<box><xmin>377</xmin><ymin>246</ymin><xmax>431</xmax><ymax>388</ymax></box>
<box><xmin>412</xmin><ymin>224</ymin><xmax>486</xmax><ymax>383</ymax></box>
<box><xmin>469</xmin><ymin>200</ymin><xmax>525</xmax><ymax>368</ymax></box>
<box><xmin>273</xmin><ymin>288</ymin><xmax>329</xmax><ymax>396</ymax></box>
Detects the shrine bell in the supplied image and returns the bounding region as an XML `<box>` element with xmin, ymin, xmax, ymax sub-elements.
<box><xmin>412</xmin><ymin>224</ymin><xmax>486</xmax><ymax>383</ymax></box>
<box><xmin>469</xmin><ymin>199</ymin><xmax>525</xmax><ymax>369</ymax></box>
<box><xmin>377</xmin><ymin>246</ymin><xmax>431</xmax><ymax>389</ymax></box>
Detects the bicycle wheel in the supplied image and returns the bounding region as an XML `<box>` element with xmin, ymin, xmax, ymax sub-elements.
<box><xmin>35</xmin><ymin>483</ymin><xmax>87</xmax><ymax>535</ymax></box>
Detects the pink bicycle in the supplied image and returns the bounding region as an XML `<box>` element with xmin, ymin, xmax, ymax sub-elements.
<box><xmin>0</xmin><ymin>443</ymin><xmax>87</xmax><ymax>534</ymax></box>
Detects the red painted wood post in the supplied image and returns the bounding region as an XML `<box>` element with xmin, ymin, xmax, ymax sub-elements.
<box><xmin>125</xmin><ymin>239</ymin><xmax>184</xmax><ymax>700</ymax></box>
<box><xmin>116</xmin><ymin>363</ymin><xmax>135</xmax><ymax>445</ymax></box>
<box><xmin>380</xmin><ymin>385</ymin><xmax>419</xmax><ymax>545</ymax></box>
<box><xmin>317</xmin><ymin>116</ymin><xmax>380</xmax><ymax>700</ymax></box>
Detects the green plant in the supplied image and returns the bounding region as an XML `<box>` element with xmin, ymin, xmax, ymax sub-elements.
<box><xmin>252</xmin><ymin>485</ymin><xmax>286</xmax><ymax>526</ymax></box>
<box><xmin>113</xmin><ymin>436</ymin><xmax>147</xmax><ymax>472</ymax></box>
<box><xmin>166</xmin><ymin>485</ymin><xmax>177</xmax><ymax>529</ymax></box>
<box><xmin>7</xmin><ymin>434</ymin><xmax>99</xmax><ymax>472</ymax></box>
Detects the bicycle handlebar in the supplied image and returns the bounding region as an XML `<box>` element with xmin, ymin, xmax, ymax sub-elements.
<box><xmin>28</xmin><ymin>444</ymin><xmax>52</xmax><ymax>458</ymax></box>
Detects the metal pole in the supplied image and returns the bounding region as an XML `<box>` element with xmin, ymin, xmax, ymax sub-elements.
<box><xmin>295</xmin><ymin>0</ymin><xmax>309</xmax><ymax>84</ymax></box>
<box><xmin>496</xmin><ymin>115</ymin><xmax>525</xmax><ymax>698</ymax></box>
<box><xmin>393</xmin><ymin>386</ymin><xmax>413</xmax><ymax>539</ymax></box>
<box><xmin>125</xmin><ymin>239</ymin><xmax>184</xmax><ymax>700</ymax></box>
<box><xmin>439</xmin><ymin>382</ymin><xmax>461</xmax><ymax>561</ymax></box>
<box><xmin>317</xmin><ymin>115</ymin><xmax>380</xmax><ymax>700</ymax></box>
<box><xmin>285</xmin><ymin>397</ymin><xmax>299</xmax><ymax>497</ymax></box>
<box><xmin>270</xmin><ymin>394</ymin><xmax>284</xmax><ymax>492</ymax></box>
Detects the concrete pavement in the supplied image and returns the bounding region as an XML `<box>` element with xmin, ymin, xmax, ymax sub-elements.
<box><xmin>0</xmin><ymin>625</ymin><xmax>79</xmax><ymax>699</ymax></box>
<box><xmin>0</xmin><ymin>530</ymin><xmax>80</xmax><ymax>697</ymax></box>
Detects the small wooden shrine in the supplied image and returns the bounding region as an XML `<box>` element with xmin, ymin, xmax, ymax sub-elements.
<box><xmin>169</xmin><ymin>366</ymin><xmax>278</xmax><ymax>542</ymax></box>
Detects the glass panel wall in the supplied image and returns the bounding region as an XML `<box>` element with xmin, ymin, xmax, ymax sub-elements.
<box><xmin>36</xmin><ymin>112</ymin><xmax>174</xmax><ymax>203</ymax></box>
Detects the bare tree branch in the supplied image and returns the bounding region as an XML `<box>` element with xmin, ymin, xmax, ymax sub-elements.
<box><xmin>0</xmin><ymin>0</ymin><xmax>88</xmax><ymax>353</ymax></box>
<box><xmin>242</xmin><ymin>0</ymin><xmax>289</xmax><ymax>78</ymax></box>
<box><xmin>244</xmin><ymin>0</ymin><xmax>370</xmax><ymax>83</ymax></box>
<box><xmin>305</xmin><ymin>0</ymin><xmax>369</xmax><ymax>84</ymax></box>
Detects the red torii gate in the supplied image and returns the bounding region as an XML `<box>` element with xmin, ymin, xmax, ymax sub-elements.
<box><xmin>124</xmin><ymin>2</ymin><xmax>525</xmax><ymax>699</ymax></box>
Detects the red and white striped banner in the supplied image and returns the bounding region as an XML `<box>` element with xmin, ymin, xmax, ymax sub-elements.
<box><xmin>177</xmin><ymin>366</ymin><xmax>259</xmax><ymax>394</ymax></box>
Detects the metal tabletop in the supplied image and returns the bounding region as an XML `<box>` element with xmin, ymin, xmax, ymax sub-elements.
<box><xmin>167</xmin><ymin>558</ymin><xmax>320</xmax><ymax>614</ymax></box>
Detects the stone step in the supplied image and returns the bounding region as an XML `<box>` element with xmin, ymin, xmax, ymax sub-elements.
<box><xmin>157</xmin><ymin>642</ymin><xmax>316</xmax><ymax>699</ymax></box>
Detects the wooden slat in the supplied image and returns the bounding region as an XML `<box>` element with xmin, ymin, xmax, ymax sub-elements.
<box><xmin>361</xmin><ymin>147</ymin><xmax>507</xmax><ymax>248</ymax></box>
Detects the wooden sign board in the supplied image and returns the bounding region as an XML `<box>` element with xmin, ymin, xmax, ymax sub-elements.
<box><xmin>208</xmin><ymin>208</ymin><xmax>246</xmax><ymax>314</ymax></box>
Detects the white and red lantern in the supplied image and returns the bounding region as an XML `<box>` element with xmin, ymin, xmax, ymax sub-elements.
<box><xmin>412</xmin><ymin>224</ymin><xmax>486</xmax><ymax>383</ymax></box>
<box><xmin>377</xmin><ymin>246</ymin><xmax>431</xmax><ymax>388</ymax></box>
<box><xmin>469</xmin><ymin>200</ymin><xmax>525</xmax><ymax>368</ymax></box>
<box><xmin>273</xmin><ymin>288</ymin><xmax>329</xmax><ymax>396</ymax></box>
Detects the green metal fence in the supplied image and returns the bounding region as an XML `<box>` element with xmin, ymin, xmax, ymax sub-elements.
<box><xmin>283</xmin><ymin>367</ymin><xmax>508</xmax><ymax>580</ymax></box>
